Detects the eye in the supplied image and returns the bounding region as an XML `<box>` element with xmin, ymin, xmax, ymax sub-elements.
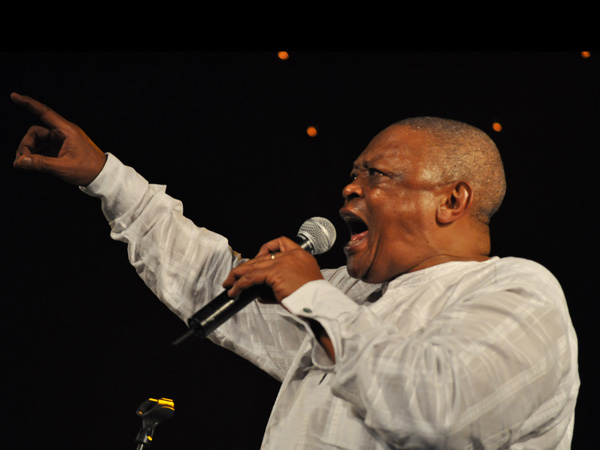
<box><xmin>349</xmin><ymin>167</ymin><xmax>387</xmax><ymax>182</ymax></box>
<box><xmin>367</xmin><ymin>168</ymin><xmax>384</xmax><ymax>177</ymax></box>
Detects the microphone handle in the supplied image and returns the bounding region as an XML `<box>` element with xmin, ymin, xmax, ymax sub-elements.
<box><xmin>172</xmin><ymin>285</ymin><xmax>273</xmax><ymax>345</ymax></box>
<box><xmin>195</xmin><ymin>285</ymin><xmax>273</xmax><ymax>336</ymax></box>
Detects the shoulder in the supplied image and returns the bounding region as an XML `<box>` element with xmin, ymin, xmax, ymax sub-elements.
<box><xmin>490</xmin><ymin>256</ymin><xmax>563</xmax><ymax>290</ymax></box>
<box><xmin>470</xmin><ymin>257</ymin><xmax>569</xmax><ymax>315</ymax></box>
<box><xmin>429</xmin><ymin>256</ymin><xmax>568</xmax><ymax>310</ymax></box>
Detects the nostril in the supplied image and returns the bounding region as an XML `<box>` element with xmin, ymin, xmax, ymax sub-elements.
<box><xmin>342</xmin><ymin>183</ymin><xmax>361</xmax><ymax>200</ymax></box>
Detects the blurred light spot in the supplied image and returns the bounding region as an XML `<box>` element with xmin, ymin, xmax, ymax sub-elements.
<box><xmin>581</xmin><ymin>51</ymin><xmax>591</xmax><ymax>59</ymax></box>
<box><xmin>492</xmin><ymin>122</ymin><xmax>502</xmax><ymax>132</ymax></box>
<box><xmin>278</xmin><ymin>51</ymin><xmax>289</xmax><ymax>61</ymax></box>
<box><xmin>306</xmin><ymin>126</ymin><xmax>318</xmax><ymax>137</ymax></box>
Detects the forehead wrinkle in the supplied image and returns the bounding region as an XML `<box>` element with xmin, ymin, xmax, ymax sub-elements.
<box><xmin>356</xmin><ymin>146</ymin><xmax>408</xmax><ymax>170</ymax></box>
<box><xmin>356</xmin><ymin>145</ymin><xmax>446</xmax><ymax>190</ymax></box>
<box><xmin>352</xmin><ymin>124</ymin><xmax>451</xmax><ymax>186</ymax></box>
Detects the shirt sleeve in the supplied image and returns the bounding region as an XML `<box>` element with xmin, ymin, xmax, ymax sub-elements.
<box><xmin>281</xmin><ymin>265</ymin><xmax>579</xmax><ymax>448</ymax></box>
<box><xmin>80</xmin><ymin>153</ymin><xmax>307</xmax><ymax>381</ymax></box>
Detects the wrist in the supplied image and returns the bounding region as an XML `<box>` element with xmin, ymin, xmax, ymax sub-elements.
<box><xmin>81</xmin><ymin>152</ymin><xmax>108</xmax><ymax>187</ymax></box>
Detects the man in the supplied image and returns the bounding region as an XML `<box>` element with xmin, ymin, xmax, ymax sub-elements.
<box><xmin>11</xmin><ymin>93</ymin><xmax>579</xmax><ymax>449</ymax></box>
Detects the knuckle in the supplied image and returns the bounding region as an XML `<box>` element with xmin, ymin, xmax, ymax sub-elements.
<box><xmin>34</xmin><ymin>157</ymin><xmax>45</xmax><ymax>171</ymax></box>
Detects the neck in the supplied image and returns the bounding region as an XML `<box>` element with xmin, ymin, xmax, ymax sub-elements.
<box><xmin>410</xmin><ymin>220</ymin><xmax>491</xmax><ymax>273</ymax></box>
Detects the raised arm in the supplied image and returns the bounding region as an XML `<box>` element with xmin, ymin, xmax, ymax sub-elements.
<box><xmin>10</xmin><ymin>93</ymin><xmax>308</xmax><ymax>380</ymax></box>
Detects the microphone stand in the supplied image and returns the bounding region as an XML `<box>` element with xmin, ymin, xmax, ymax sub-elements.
<box><xmin>134</xmin><ymin>398</ymin><xmax>175</xmax><ymax>449</ymax></box>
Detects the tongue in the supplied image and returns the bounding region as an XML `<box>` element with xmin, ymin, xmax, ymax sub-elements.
<box><xmin>350</xmin><ymin>230</ymin><xmax>368</xmax><ymax>242</ymax></box>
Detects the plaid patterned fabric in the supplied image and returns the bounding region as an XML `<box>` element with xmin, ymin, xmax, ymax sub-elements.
<box><xmin>82</xmin><ymin>153</ymin><xmax>579</xmax><ymax>449</ymax></box>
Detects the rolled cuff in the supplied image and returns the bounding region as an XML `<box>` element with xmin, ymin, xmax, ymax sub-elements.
<box><xmin>79</xmin><ymin>153</ymin><xmax>150</xmax><ymax>222</ymax></box>
<box><xmin>282</xmin><ymin>280</ymin><xmax>362</xmax><ymax>368</ymax></box>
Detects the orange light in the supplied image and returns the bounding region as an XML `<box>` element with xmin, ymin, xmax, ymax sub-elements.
<box><xmin>277</xmin><ymin>51</ymin><xmax>289</xmax><ymax>61</ymax></box>
<box><xmin>492</xmin><ymin>122</ymin><xmax>502</xmax><ymax>132</ymax></box>
<box><xmin>581</xmin><ymin>51</ymin><xmax>591</xmax><ymax>59</ymax></box>
<box><xmin>306</xmin><ymin>126</ymin><xmax>318</xmax><ymax>137</ymax></box>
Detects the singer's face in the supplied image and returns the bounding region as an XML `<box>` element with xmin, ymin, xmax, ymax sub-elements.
<box><xmin>339</xmin><ymin>124</ymin><xmax>446</xmax><ymax>283</ymax></box>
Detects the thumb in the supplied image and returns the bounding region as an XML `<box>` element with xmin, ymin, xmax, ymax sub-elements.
<box><xmin>14</xmin><ymin>153</ymin><xmax>63</xmax><ymax>175</ymax></box>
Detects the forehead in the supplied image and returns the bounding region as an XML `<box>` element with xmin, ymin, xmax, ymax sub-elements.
<box><xmin>353</xmin><ymin>124</ymin><xmax>434</xmax><ymax>170</ymax></box>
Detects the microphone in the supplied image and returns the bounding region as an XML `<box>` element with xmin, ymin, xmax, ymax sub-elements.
<box><xmin>172</xmin><ymin>217</ymin><xmax>336</xmax><ymax>345</ymax></box>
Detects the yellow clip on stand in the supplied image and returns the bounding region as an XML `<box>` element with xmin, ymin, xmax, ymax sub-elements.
<box><xmin>135</xmin><ymin>398</ymin><xmax>175</xmax><ymax>449</ymax></box>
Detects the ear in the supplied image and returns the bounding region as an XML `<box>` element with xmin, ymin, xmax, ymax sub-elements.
<box><xmin>436</xmin><ymin>181</ymin><xmax>473</xmax><ymax>225</ymax></box>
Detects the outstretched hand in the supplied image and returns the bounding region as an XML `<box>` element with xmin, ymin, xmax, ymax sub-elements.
<box><xmin>11</xmin><ymin>93</ymin><xmax>107</xmax><ymax>186</ymax></box>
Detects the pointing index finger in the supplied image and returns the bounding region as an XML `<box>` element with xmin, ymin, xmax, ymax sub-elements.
<box><xmin>11</xmin><ymin>92</ymin><xmax>69</xmax><ymax>129</ymax></box>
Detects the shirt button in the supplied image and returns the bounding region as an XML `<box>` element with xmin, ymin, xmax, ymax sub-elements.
<box><xmin>302</xmin><ymin>307</ymin><xmax>313</xmax><ymax>314</ymax></box>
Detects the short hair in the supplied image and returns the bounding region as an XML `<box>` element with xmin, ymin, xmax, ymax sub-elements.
<box><xmin>396</xmin><ymin>117</ymin><xmax>506</xmax><ymax>224</ymax></box>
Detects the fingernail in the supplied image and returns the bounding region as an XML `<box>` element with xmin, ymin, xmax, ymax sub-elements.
<box><xmin>21</xmin><ymin>157</ymin><xmax>32</xmax><ymax>167</ymax></box>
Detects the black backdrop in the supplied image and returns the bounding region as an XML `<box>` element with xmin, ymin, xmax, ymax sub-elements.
<box><xmin>2</xmin><ymin>51</ymin><xmax>597</xmax><ymax>449</ymax></box>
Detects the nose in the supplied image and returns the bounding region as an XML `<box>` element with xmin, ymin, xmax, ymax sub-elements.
<box><xmin>342</xmin><ymin>178</ymin><xmax>362</xmax><ymax>202</ymax></box>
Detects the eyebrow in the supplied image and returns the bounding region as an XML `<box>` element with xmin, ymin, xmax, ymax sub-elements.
<box><xmin>352</xmin><ymin>157</ymin><xmax>380</xmax><ymax>170</ymax></box>
<box><xmin>353</xmin><ymin>157</ymin><xmax>399</xmax><ymax>172</ymax></box>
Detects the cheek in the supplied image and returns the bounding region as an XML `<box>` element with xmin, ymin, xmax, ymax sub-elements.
<box><xmin>376</xmin><ymin>200</ymin><xmax>434</xmax><ymax>244</ymax></box>
<box><xmin>391</xmin><ymin>192</ymin><xmax>436</xmax><ymax>222</ymax></box>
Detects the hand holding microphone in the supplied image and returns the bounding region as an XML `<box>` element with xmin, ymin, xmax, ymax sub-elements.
<box><xmin>223</xmin><ymin>236</ymin><xmax>324</xmax><ymax>302</ymax></box>
<box><xmin>173</xmin><ymin>217</ymin><xmax>336</xmax><ymax>344</ymax></box>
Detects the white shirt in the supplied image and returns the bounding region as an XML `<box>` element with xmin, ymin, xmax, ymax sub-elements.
<box><xmin>82</xmin><ymin>153</ymin><xmax>579</xmax><ymax>449</ymax></box>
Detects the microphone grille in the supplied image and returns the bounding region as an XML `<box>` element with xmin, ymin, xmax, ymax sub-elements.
<box><xmin>298</xmin><ymin>217</ymin><xmax>337</xmax><ymax>255</ymax></box>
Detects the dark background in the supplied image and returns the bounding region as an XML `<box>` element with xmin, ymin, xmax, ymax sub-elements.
<box><xmin>1</xmin><ymin>51</ymin><xmax>597</xmax><ymax>449</ymax></box>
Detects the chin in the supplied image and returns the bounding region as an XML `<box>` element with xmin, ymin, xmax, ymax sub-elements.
<box><xmin>346</xmin><ymin>262</ymin><xmax>378</xmax><ymax>284</ymax></box>
<box><xmin>345</xmin><ymin>259</ymin><xmax>364</xmax><ymax>280</ymax></box>
<box><xmin>345</xmin><ymin>265</ymin><xmax>361</xmax><ymax>280</ymax></box>
<box><xmin>360</xmin><ymin>273</ymin><xmax>387</xmax><ymax>284</ymax></box>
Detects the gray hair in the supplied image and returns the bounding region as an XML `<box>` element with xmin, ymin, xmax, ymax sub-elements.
<box><xmin>397</xmin><ymin>117</ymin><xmax>506</xmax><ymax>224</ymax></box>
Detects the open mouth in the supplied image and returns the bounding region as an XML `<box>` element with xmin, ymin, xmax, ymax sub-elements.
<box><xmin>340</xmin><ymin>212</ymin><xmax>369</xmax><ymax>250</ymax></box>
